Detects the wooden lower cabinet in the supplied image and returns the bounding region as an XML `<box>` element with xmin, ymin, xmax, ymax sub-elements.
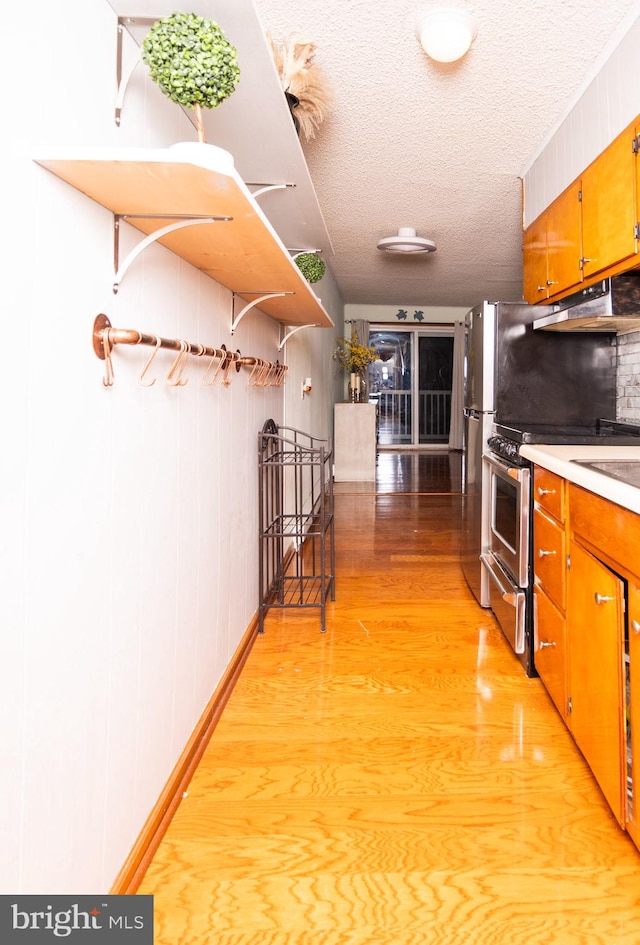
<box><xmin>533</xmin><ymin>468</ymin><xmax>568</xmax><ymax>720</ymax></box>
<box><xmin>533</xmin><ymin>585</ymin><xmax>567</xmax><ymax>719</ymax></box>
<box><xmin>567</xmin><ymin>538</ymin><xmax>626</xmax><ymax>826</ymax></box>
<box><xmin>627</xmin><ymin>581</ymin><xmax>640</xmax><ymax>845</ymax></box>
<box><xmin>531</xmin><ymin>472</ymin><xmax>640</xmax><ymax>847</ymax></box>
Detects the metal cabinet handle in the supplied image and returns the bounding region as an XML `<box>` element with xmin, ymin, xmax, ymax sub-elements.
<box><xmin>594</xmin><ymin>592</ymin><xmax>615</xmax><ymax>605</ymax></box>
<box><xmin>538</xmin><ymin>549</ymin><xmax>556</xmax><ymax>557</ymax></box>
<box><xmin>546</xmin><ymin>280</ymin><xmax>559</xmax><ymax>286</ymax></box>
<box><xmin>537</xmin><ymin>487</ymin><xmax>556</xmax><ymax>497</ymax></box>
<box><xmin>539</xmin><ymin>640</ymin><xmax>556</xmax><ymax>649</ymax></box>
<box><xmin>631</xmin><ymin>620</ymin><xmax>640</xmax><ymax>634</ymax></box>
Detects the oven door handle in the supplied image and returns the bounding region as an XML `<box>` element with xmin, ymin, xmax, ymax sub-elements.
<box><xmin>483</xmin><ymin>451</ymin><xmax>527</xmax><ymax>483</ymax></box>
<box><xmin>480</xmin><ymin>553</ymin><xmax>517</xmax><ymax>605</ymax></box>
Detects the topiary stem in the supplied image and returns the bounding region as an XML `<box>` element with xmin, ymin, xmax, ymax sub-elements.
<box><xmin>194</xmin><ymin>103</ymin><xmax>206</xmax><ymax>143</ymax></box>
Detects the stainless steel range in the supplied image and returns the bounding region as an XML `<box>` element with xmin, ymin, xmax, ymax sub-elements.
<box><xmin>460</xmin><ymin>296</ymin><xmax>640</xmax><ymax>676</ymax></box>
<box><xmin>480</xmin><ymin>420</ymin><xmax>640</xmax><ymax>676</ymax></box>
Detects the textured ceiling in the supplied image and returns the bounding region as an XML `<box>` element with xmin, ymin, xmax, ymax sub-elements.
<box><xmin>254</xmin><ymin>0</ymin><xmax>639</xmax><ymax>308</ymax></box>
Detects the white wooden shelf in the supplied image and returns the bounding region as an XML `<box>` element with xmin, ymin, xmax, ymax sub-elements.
<box><xmin>32</xmin><ymin>142</ymin><xmax>334</xmax><ymax>329</ymax></box>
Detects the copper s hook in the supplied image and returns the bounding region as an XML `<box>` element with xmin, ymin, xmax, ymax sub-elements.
<box><xmin>139</xmin><ymin>335</ymin><xmax>162</xmax><ymax>387</ymax></box>
<box><xmin>220</xmin><ymin>347</ymin><xmax>236</xmax><ymax>387</ymax></box>
<box><xmin>275</xmin><ymin>362</ymin><xmax>287</xmax><ymax>387</ymax></box>
<box><xmin>258</xmin><ymin>360</ymin><xmax>272</xmax><ymax>387</ymax></box>
<box><xmin>202</xmin><ymin>346</ymin><xmax>227</xmax><ymax>387</ymax></box>
<box><xmin>247</xmin><ymin>359</ymin><xmax>262</xmax><ymax>387</ymax></box>
<box><xmin>166</xmin><ymin>340</ymin><xmax>190</xmax><ymax>386</ymax></box>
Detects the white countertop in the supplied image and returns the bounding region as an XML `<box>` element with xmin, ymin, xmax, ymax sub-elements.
<box><xmin>520</xmin><ymin>444</ymin><xmax>640</xmax><ymax>514</ymax></box>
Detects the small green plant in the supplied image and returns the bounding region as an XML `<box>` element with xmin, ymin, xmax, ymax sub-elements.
<box><xmin>294</xmin><ymin>252</ymin><xmax>326</xmax><ymax>283</ymax></box>
<box><xmin>142</xmin><ymin>12</ymin><xmax>240</xmax><ymax>142</ymax></box>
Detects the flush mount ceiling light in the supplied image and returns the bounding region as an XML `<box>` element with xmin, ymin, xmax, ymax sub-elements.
<box><xmin>377</xmin><ymin>227</ymin><xmax>437</xmax><ymax>254</ymax></box>
<box><xmin>417</xmin><ymin>7</ymin><xmax>477</xmax><ymax>63</ymax></box>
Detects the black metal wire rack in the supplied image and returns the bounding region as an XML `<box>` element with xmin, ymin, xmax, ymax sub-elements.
<box><xmin>258</xmin><ymin>419</ymin><xmax>335</xmax><ymax>633</ymax></box>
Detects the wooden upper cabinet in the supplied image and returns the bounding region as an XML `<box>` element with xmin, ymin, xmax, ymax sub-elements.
<box><xmin>581</xmin><ymin>124</ymin><xmax>637</xmax><ymax>278</ymax></box>
<box><xmin>636</xmin><ymin>120</ymin><xmax>640</xmax><ymax>239</ymax></box>
<box><xmin>523</xmin><ymin>213</ymin><xmax>549</xmax><ymax>302</ymax></box>
<box><xmin>546</xmin><ymin>181</ymin><xmax>582</xmax><ymax>295</ymax></box>
<box><xmin>522</xmin><ymin>182</ymin><xmax>582</xmax><ymax>304</ymax></box>
<box><xmin>523</xmin><ymin>113</ymin><xmax>640</xmax><ymax>302</ymax></box>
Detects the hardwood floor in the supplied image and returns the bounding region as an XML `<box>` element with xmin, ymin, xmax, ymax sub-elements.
<box><xmin>138</xmin><ymin>451</ymin><xmax>640</xmax><ymax>944</ymax></box>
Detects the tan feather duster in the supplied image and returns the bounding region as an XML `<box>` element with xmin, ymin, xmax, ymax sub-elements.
<box><xmin>267</xmin><ymin>32</ymin><xmax>333</xmax><ymax>141</ymax></box>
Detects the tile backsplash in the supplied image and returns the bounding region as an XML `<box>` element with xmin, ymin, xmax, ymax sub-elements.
<box><xmin>616</xmin><ymin>331</ymin><xmax>640</xmax><ymax>421</ymax></box>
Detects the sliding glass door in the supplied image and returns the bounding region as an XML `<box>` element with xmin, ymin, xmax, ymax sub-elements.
<box><xmin>417</xmin><ymin>334</ymin><xmax>453</xmax><ymax>444</ymax></box>
<box><xmin>368</xmin><ymin>328</ymin><xmax>453</xmax><ymax>447</ymax></box>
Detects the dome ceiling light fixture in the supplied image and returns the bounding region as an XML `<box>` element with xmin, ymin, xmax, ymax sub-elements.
<box><xmin>417</xmin><ymin>7</ymin><xmax>477</xmax><ymax>64</ymax></box>
<box><xmin>376</xmin><ymin>227</ymin><xmax>437</xmax><ymax>255</ymax></box>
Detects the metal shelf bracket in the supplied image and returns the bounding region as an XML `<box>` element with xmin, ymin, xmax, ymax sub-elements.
<box><xmin>278</xmin><ymin>324</ymin><xmax>317</xmax><ymax>350</ymax></box>
<box><xmin>115</xmin><ymin>17</ymin><xmax>155</xmax><ymax>126</ymax></box>
<box><xmin>231</xmin><ymin>292</ymin><xmax>292</xmax><ymax>334</ymax></box>
<box><xmin>247</xmin><ymin>182</ymin><xmax>295</xmax><ymax>200</ymax></box>
<box><xmin>113</xmin><ymin>213</ymin><xmax>231</xmax><ymax>293</ymax></box>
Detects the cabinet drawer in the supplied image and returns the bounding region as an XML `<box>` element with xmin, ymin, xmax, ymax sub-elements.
<box><xmin>534</xmin><ymin>467</ymin><xmax>565</xmax><ymax>522</ymax></box>
<box><xmin>533</xmin><ymin>585</ymin><xmax>567</xmax><ymax>719</ymax></box>
<box><xmin>569</xmin><ymin>484</ymin><xmax>640</xmax><ymax>572</ymax></box>
<box><xmin>533</xmin><ymin>507</ymin><xmax>566</xmax><ymax>609</ymax></box>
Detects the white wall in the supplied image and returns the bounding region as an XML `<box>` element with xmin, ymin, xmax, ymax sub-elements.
<box><xmin>345</xmin><ymin>303</ymin><xmax>468</xmax><ymax>325</ymax></box>
<box><xmin>1</xmin><ymin>0</ymin><xmax>341</xmax><ymax>894</ymax></box>
<box><xmin>522</xmin><ymin>8</ymin><xmax>640</xmax><ymax>225</ymax></box>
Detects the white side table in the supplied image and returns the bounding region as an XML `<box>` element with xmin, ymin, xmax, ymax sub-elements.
<box><xmin>333</xmin><ymin>403</ymin><xmax>377</xmax><ymax>481</ymax></box>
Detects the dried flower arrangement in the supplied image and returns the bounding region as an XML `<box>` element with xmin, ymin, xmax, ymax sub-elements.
<box><xmin>267</xmin><ymin>32</ymin><xmax>333</xmax><ymax>140</ymax></box>
<box><xmin>333</xmin><ymin>331</ymin><xmax>379</xmax><ymax>375</ymax></box>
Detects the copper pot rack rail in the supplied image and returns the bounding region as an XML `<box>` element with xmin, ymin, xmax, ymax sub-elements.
<box><xmin>92</xmin><ymin>314</ymin><xmax>288</xmax><ymax>388</ymax></box>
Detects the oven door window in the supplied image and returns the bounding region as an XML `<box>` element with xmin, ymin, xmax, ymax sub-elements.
<box><xmin>492</xmin><ymin>474</ymin><xmax>518</xmax><ymax>555</ymax></box>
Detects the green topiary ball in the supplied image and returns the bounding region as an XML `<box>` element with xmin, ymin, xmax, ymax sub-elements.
<box><xmin>142</xmin><ymin>12</ymin><xmax>240</xmax><ymax>110</ymax></box>
<box><xmin>295</xmin><ymin>253</ymin><xmax>326</xmax><ymax>283</ymax></box>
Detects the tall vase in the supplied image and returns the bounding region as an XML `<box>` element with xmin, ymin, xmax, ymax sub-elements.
<box><xmin>349</xmin><ymin>372</ymin><xmax>363</xmax><ymax>403</ymax></box>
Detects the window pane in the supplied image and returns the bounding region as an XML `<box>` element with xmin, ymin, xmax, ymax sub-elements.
<box><xmin>368</xmin><ymin>331</ymin><xmax>412</xmax><ymax>446</ymax></box>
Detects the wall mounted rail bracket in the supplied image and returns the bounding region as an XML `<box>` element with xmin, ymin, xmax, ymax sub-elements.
<box><xmin>246</xmin><ymin>182</ymin><xmax>296</xmax><ymax>200</ymax></box>
<box><xmin>231</xmin><ymin>291</ymin><xmax>293</xmax><ymax>334</ymax></box>
<box><xmin>113</xmin><ymin>213</ymin><xmax>232</xmax><ymax>293</ymax></box>
<box><xmin>278</xmin><ymin>324</ymin><xmax>318</xmax><ymax>350</ymax></box>
<box><xmin>115</xmin><ymin>17</ymin><xmax>155</xmax><ymax>126</ymax></box>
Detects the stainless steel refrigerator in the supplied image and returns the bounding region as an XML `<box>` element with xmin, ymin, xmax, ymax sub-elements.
<box><xmin>460</xmin><ymin>299</ymin><xmax>618</xmax><ymax>606</ymax></box>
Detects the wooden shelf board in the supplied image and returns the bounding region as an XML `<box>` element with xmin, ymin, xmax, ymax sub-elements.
<box><xmin>33</xmin><ymin>145</ymin><xmax>333</xmax><ymax>329</ymax></box>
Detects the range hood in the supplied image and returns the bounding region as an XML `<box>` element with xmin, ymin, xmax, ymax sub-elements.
<box><xmin>533</xmin><ymin>271</ymin><xmax>640</xmax><ymax>333</ymax></box>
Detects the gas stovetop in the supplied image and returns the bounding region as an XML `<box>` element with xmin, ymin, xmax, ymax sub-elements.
<box><xmin>493</xmin><ymin>418</ymin><xmax>640</xmax><ymax>446</ymax></box>
<box><xmin>488</xmin><ymin>419</ymin><xmax>640</xmax><ymax>465</ymax></box>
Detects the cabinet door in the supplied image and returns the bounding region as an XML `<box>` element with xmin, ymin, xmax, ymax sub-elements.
<box><xmin>523</xmin><ymin>212</ymin><xmax>549</xmax><ymax>303</ymax></box>
<box><xmin>635</xmin><ymin>121</ymin><xmax>640</xmax><ymax>244</ymax></box>
<box><xmin>546</xmin><ymin>181</ymin><xmax>582</xmax><ymax>296</ymax></box>
<box><xmin>534</xmin><ymin>585</ymin><xmax>567</xmax><ymax>719</ymax></box>
<box><xmin>567</xmin><ymin>539</ymin><xmax>625</xmax><ymax>825</ymax></box>
<box><xmin>581</xmin><ymin>126</ymin><xmax>637</xmax><ymax>278</ymax></box>
<box><xmin>627</xmin><ymin>581</ymin><xmax>640</xmax><ymax>848</ymax></box>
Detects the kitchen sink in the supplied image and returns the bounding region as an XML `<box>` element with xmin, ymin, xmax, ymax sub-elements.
<box><xmin>571</xmin><ymin>459</ymin><xmax>640</xmax><ymax>488</ymax></box>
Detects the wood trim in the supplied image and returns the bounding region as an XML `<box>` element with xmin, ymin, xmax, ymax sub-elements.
<box><xmin>109</xmin><ymin>616</ymin><xmax>260</xmax><ymax>894</ymax></box>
